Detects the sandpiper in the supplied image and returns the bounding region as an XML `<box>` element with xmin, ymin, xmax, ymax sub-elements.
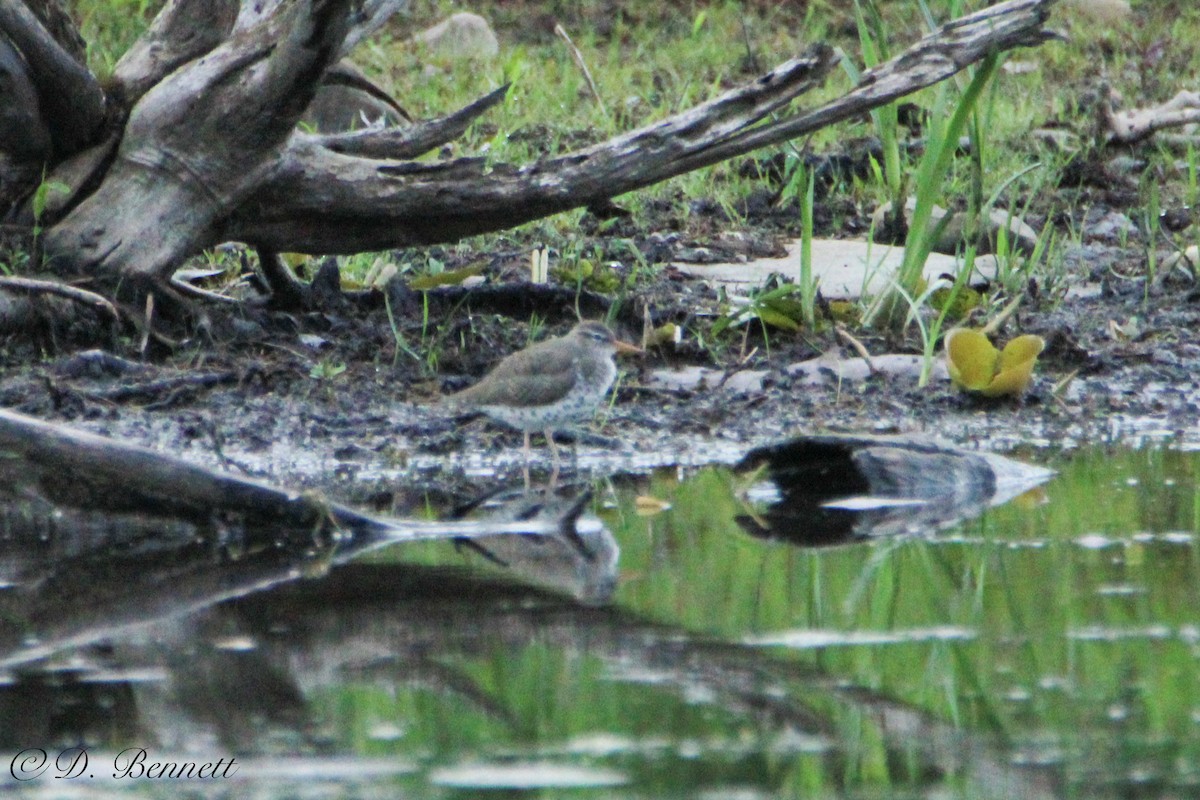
<box><xmin>450</xmin><ymin>321</ymin><xmax>641</xmax><ymax>469</ymax></box>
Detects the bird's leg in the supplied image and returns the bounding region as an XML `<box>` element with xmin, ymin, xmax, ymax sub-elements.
<box><xmin>545</xmin><ymin>428</ymin><xmax>562</xmax><ymax>470</ymax></box>
<box><xmin>546</xmin><ymin>428</ymin><xmax>561</xmax><ymax>489</ymax></box>
<box><xmin>522</xmin><ymin>431</ymin><xmax>532</xmax><ymax>490</ymax></box>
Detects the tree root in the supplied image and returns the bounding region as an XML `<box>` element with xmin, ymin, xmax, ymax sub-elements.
<box><xmin>0</xmin><ymin>275</ymin><xmax>120</xmax><ymax>322</ymax></box>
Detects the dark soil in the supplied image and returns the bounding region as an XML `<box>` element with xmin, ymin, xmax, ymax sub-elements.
<box><xmin>4</xmin><ymin>153</ymin><xmax>1200</xmax><ymax>514</ymax></box>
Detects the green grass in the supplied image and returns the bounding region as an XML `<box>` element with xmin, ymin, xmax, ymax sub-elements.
<box><xmin>60</xmin><ymin>0</ymin><xmax>1200</xmax><ymax>342</ymax></box>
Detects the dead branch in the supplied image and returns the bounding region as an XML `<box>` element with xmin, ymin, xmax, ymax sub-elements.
<box><xmin>5</xmin><ymin>0</ymin><xmax>1058</xmax><ymax>318</ymax></box>
<box><xmin>45</xmin><ymin>0</ymin><xmax>357</xmax><ymax>291</ymax></box>
<box><xmin>0</xmin><ymin>35</ymin><xmax>52</xmax><ymax>198</ymax></box>
<box><xmin>0</xmin><ymin>0</ymin><xmax>106</xmax><ymax>155</ymax></box>
<box><xmin>0</xmin><ymin>407</ymin><xmax>596</xmax><ymax>542</ymax></box>
<box><xmin>664</xmin><ymin>0</ymin><xmax>1059</xmax><ymax>174</ymax></box>
<box><xmin>110</xmin><ymin>0</ymin><xmax>239</xmax><ymax>105</ymax></box>
<box><xmin>1103</xmin><ymin>89</ymin><xmax>1200</xmax><ymax>145</ymax></box>
<box><xmin>229</xmin><ymin>46</ymin><xmax>840</xmax><ymax>251</ymax></box>
<box><xmin>312</xmin><ymin>83</ymin><xmax>509</xmax><ymax>160</ymax></box>
<box><xmin>227</xmin><ymin>0</ymin><xmax>1058</xmax><ymax>254</ymax></box>
<box><xmin>0</xmin><ymin>274</ymin><xmax>120</xmax><ymax>321</ymax></box>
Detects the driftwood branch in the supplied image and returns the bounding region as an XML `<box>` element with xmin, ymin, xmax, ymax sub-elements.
<box><xmin>665</xmin><ymin>0</ymin><xmax>1059</xmax><ymax>174</ymax></box>
<box><xmin>0</xmin><ymin>407</ymin><xmax>591</xmax><ymax>542</ymax></box>
<box><xmin>44</xmin><ymin>0</ymin><xmax>356</xmax><ymax>288</ymax></box>
<box><xmin>0</xmin><ymin>0</ymin><xmax>106</xmax><ymax>155</ymax></box>
<box><xmin>0</xmin><ymin>275</ymin><xmax>120</xmax><ymax>321</ymax></box>
<box><xmin>229</xmin><ymin>46</ymin><xmax>840</xmax><ymax>251</ymax></box>
<box><xmin>0</xmin><ymin>33</ymin><xmax>51</xmax><ymax>197</ymax></box>
<box><xmin>10</xmin><ymin>0</ymin><xmax>1057</xmax><ymax>311</ymax></box>
<box><xmin>228</xmin><ymin>0</ymin><xmax>1058</xmax><ymax>253</ymax></box>
<box><xmin>110</xmin><ymin>0</ymin><xmax>238</xmax><ymax>105</ymax></box>
<box><xmin>109</xmin><ymin>0</ymin><xmax>408</xmax><ymax>106</ymax></box>
<box><xmin>312</xmin><ymin>83</ymin><xmax>509</xmax><ymax>159</ymax></box>
<box><xmin>1103</xmin><ymin>89</ymin><xmax>1200</xmax><ymax>146</ymax></box>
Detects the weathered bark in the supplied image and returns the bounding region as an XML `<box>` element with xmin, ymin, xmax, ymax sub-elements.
<box><xmin>0</xmin><ymin>32</ymin><xmax>50</xmax><ymax>196</ymax></box>
<box><xmin>4</xmin><ymin>0</ymin><xmax>1057</xmax><ymax>317</ymax></box>
<box><xmin>109</xmin><ymin>0</ymin><xmax>408</xmax><ymax>107</ymax></box>
<box><xmin>227</xmin><ymin>0</ymin><xmax>1059</xmax><ymax>253</ymax></box>
<box><xmin>44</xmin><ymin>0</ymin><xmax>356</xmax><ymax>290</ymax></box>
<box><xmin>228</xmin><ymin>48</ymin><xmax>836</xmax><ymax>252</ymax></box>
<box><xmin>312</xmin><ymin>82</ymin><xmax>507</xmax><ymax>159</ymax></box>
<box><xmin>0</xmin><ymin>406</ymin><xmax>594</xmax><ymax>542</ymax></box>
<box><xmin>0</xmin><ymin>0</ymin><xmax>105</xmax><ymax>157</ymax></box>
<box><xmin>0</xmin><ymin>0</ymin><xmax>102</xmax><ymax>206</ymax></box>
<box><xmin>109</xmin><ymin>0</ymin><xmax>239</xmax><ymax>105</ymax></box>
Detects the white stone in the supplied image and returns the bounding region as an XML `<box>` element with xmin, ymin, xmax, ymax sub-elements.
<box><xmin>412</xmin><ymin>13</ymin><xmax>499</xmax><ymax>60</ymax></box>
<box><xmin>672</xmin><ymin>238</ymin><xmax>999</xmax><ymax>300</ymax></box>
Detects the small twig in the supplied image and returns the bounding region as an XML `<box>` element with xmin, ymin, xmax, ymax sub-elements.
<box><xmin>835</xmin><ymin>324</ymin><xmax>877</xmax><ymax>373</ymax></box>
<box><xmin>83</xmin><ymin>371</ymin><xmax>239</xmax><ymax>404</ymax></box>
<box><xmin>1051</xmin><ymin>368</ymin><xmax>1078</xmax><ymax>401</ymax></box>
<box><xmin>716</xmin><ymin>346</ymin><xmax>758</xmax><ymax>390</ymax></box>
<box><xmin>169</xmin><ymin>277</ymin><xmax>239</xmax><ymax>304</ymax></box>
<box><xmin>0</xmin><ymin>276</ymin><xmax>120</xmax><ymax>322</ymax></box>
<box><xmin>312</xmin><ymin>84</ymin><xmax>510</xmax><ymax>160</ymax></box>
<box><xmin>140</xmin><ymin>293</ymin><xmax>154</xmax><ymax>357</ymax></box>
<box><xmin>554</xmin><ymin>24</ymin><xmax>608</xmax><ymax>117</ymax></box>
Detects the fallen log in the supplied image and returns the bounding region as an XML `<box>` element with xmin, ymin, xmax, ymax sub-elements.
<box><xmin>0</xmin><ymin>0</ymin><xmax>1058</xmax><ymax>316</ymax></box>
<box><xmin>0</xmin><ymin>407</ymin><xmax>594</xmax><ymax>544</ymax></box>
<box><xmin>228</xmin><ymin>1</ymin><xmax>1060</xmax><ymax>253</ymax></box>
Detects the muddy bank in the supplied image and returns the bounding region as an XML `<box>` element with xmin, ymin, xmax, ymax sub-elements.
<box><xmin>2</xmin><ymin>225</ymin><xmax>1198</xmax><ymax>514</ymax></box>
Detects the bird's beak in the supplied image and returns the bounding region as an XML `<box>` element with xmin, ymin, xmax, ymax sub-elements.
<box><xmin>614</xmin><ymin>339</ymin><xmax>643</xmax><ymax>356</ymax></box>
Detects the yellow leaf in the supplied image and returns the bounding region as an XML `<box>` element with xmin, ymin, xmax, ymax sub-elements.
<box><xmin>997</xmin><ymin>334</ymin><xmax>1046</xmax><ymax>371</ymax></box>
<box><xmin>945</xmin><ymin>328</ymin><xmax>1044</xmax><ymax>398</ymax></box>
<box><xmin>945</xmin><ymin>328</ymin><xmax>998</xmax><ymax>391</ymax></box>
<box><xmin>982</xmin><ymin>334</ymin><xmax>1045</xmax><ymax>397</ymax></box>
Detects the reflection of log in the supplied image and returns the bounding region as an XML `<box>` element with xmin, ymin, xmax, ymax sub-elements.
<box><xmin>0</xmin><ymin>558</ymin><xmax>1062</xmax><ymax>799</ymax></box>
<box><xmin>735</xmin><ymin>435</ymin><xmax>1053</xmax><ymax>545</ymax></box>
<box><xmin>0</xmin><ymin>468</ymin><xmax>614</xmax><ymax>676</ymax></box>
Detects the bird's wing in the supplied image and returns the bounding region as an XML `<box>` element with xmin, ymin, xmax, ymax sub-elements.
<box><xmin>453</xmin><ymin>338</ymin><xmax>579</xmax><ymax>408</ymax></box>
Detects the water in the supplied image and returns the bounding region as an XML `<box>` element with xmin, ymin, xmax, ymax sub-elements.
<box><xmin>1</xmin><ymin>444</ymin><xmax>1198</xmax><ymax>798</ymax></box>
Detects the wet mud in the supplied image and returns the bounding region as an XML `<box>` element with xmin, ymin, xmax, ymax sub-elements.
<box><xmin>3</xmin><ymin>181</ymin><xmax>1199</xmax><ymax>510</ymax></box>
